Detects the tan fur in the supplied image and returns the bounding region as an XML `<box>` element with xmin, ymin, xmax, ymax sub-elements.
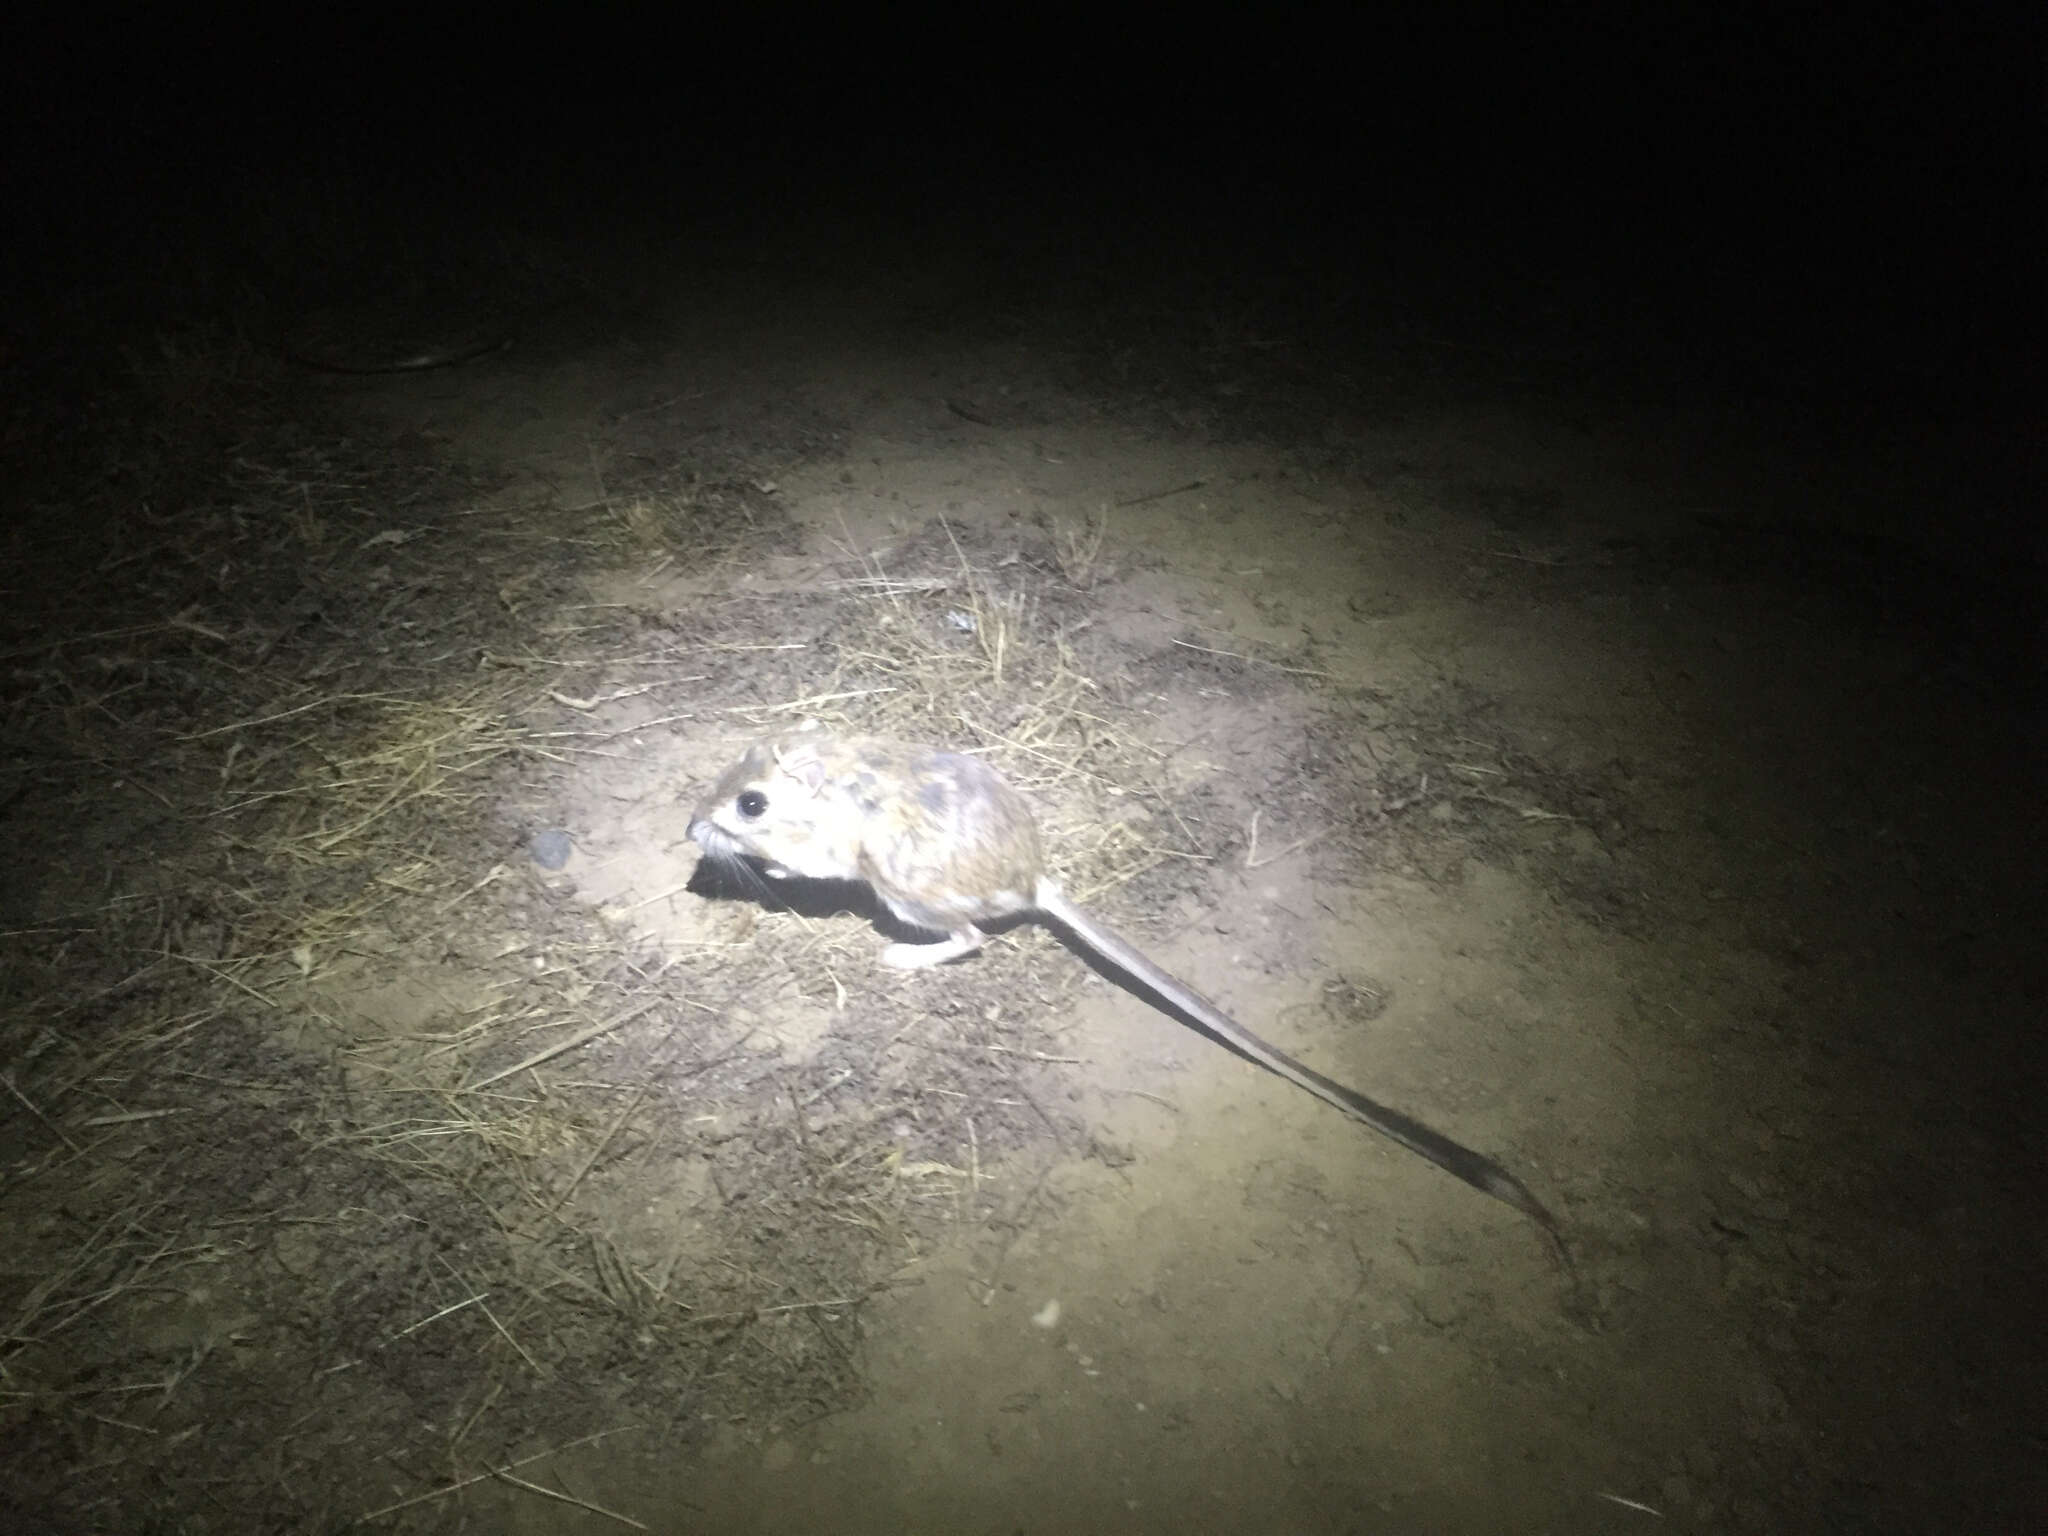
<box><xmin>690</xmin><ymin>734</ymin><xmax>1041</xmax><ymax>933</ymax></box>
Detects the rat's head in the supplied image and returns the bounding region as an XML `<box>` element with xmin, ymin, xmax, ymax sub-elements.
<box><xmin>687</xmin><ymin>736</ymin><xmax>865</xmax><ymax>882</ymax></box>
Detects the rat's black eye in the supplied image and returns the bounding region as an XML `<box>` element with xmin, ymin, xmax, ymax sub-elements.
<box><xmin>736</xmin><ymin>789</ymin><xmax>768</xmax><ymax>820</ymax></box>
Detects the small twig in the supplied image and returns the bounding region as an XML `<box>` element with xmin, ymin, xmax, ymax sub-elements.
<box><xmin>1115</xmin><ymin>479</ymin><xmax>1205</xmax><ymax>507</ymax></box>
<box><xmin>165</xmin><ymin>608</ymin><xmax>230</xmax><ymax>643</ymax></box>
<box><xmin>721</xmin><ymin>686</ymin><xmax>897</xmax><ymax>715</ymax></box>
<box><xmin>547</xmin><ymin>679</ymin><xmax>703</xmax><ymax>711</ymax></box>
<box><xmin>479</xmin><ymin>1300</ymin><xmax>545</xmax><ymax>1377</ymax></box>
<box><xmin>1244</xmin><ymin>809</ymin><xmax>1315</xmax><ymax>869</ymax></box>
<box><xmin>929</xmin><ymin>1088</ymin><xmax>1023</xmax><ymax>1106</ymax></box>
<box><xmin>387</xmin><ymin>1292</ymin><xmax>488</xmax><ymax>1343</ymax></box>
<box><xmin>48</xmin><ymin>958</ymin><xmax>163</xmax><ymax>1015</ymax></box>
<box><xmin>1593</xmin><ymin>1490</ymin><xmax>1664</xmax><ymax>1517</ymax></box>
<box><xmin>1100</xmin><ymin>1087</ymin><xmax>1180</xmax><ymax>1112</ymax></box>
<box><xmin>80</xmin><ymin>1107</ymin><xmax>188</xmax><ymax>1127</ymax></box>
<box><xmin>954</xmin><ymin>712</ymin><xmax>1121</xmax><ymax>787</ymax></box>
<box><xmin>800</xmin><ymin>1068</ymin><xmax>856</xmax><ymax>1107</ymax></box>
<box><xmin>437</xmin><ymin>863</ymin><xmax>507</xmax><ymax>915</ymax></box>
<box><xmin>491</xmin><ymin>1469</ymin><xmax>649</xmax><ymax>1530</ymax></box>
<box><xmin>549</xmin><ymin>1084</ymin><xmax>652</xmax><ymax>1214</ymax></box>
<box><xmin>624</xmin><ymin>882</ymin><xmax>693</xmax><ymax>912</ymax></box>
<box><xmin>1</xmin><ymin>1073</ymin><xmax>81</xmax><ymax>1152</ymax></box>
<box><xmin>1382</xmin><ymin>774</ymin><xmax>1430</xmax><ymax>815</ymax></box>
<box><xmin>1463</xmin><ymin>791</ymin><xmax>1575</xmax><ymax>822</ymax></box>
<box><xmin>461</xmin><ymin>1000</ymin><xmax>659</xmax><ymax>1091</ymax></box>
<box><xmin>518</xmin><ymin>710</ymin><xmax>704</xmax><ymax>743</ymax></box>
<box><xmin>981</xmin><ymin>1045</ymin><xmax>1083</xmax><ymax>1064</ymax></box>
<box><xmin>681</xmin><ymin>1296</ymin><xmax>863</xmax><ymax>1324</ymax></box>
<box><xmin>177</xmin><ymin>693</ymin><xmax>402</xmax><ymax>741</ymax></box>
<box><xmin>0</xmin><ymin>621</ymin><xmax>179</xmax><ymax>661</ymax></box>
<box><xmin>453</xmin><ymin>1380</ymin><xmax>504</xmax><ymax>1447</ymax></box>
<box><xmin>436</xmin><ymin>1255</ymin><xmax>544</xmax><ymax>1376</ymax></box>
<box><xmin>1136</xmin><ymin>843</ymin><xmax>1213</xmax><ymax>863</ymax></box>
<box><xmin>1170</xmin><ymin>638</ymin><xmax>1329</xmax><ymax>678</ymax></box>
<box><xmin>509</xmin><ymin>644</ymin><xmax>808</xmax><ymax>662</ymax></box>
<box><xmin>168</xmin><ymin>953</ymin><xmax>279</xmax><ymax>1010</ymax></box>
<box><xmin>826</xmin><ymin>575</ymin><xmax>951</xmax><ymax>594</ymax></box>
<box><xmin>349</xmin><ymin>1428</ymin><xmax>639</xmax><ymax>1525</ymax></box>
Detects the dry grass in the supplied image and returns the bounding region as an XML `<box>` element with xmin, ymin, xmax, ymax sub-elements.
<box><xmin>719</xmin><ymin>513</ymin><xmax>1197</xmax><ymax>907</ymax></box>
<box><xmin>0</xmin><ymin>347</ymin><xmax>1234</xmax><ymax>1530</ymax></box>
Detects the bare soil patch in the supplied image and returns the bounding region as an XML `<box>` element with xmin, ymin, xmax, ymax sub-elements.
<box><xmin>2</xmin><ymin>197</ymin><xmax>2039</xmax><ymax>1535</ymax></box>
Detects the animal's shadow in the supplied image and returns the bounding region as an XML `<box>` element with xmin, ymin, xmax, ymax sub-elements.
<box><xmin>688</xmin><ymin>856</ymin><xmax>1257</xmax><ymax>1067</ymax></box>
<box><xmin>687</xmin><ymin>855</ymin><xmax>1014</xmax><ymax>948</ymax></box>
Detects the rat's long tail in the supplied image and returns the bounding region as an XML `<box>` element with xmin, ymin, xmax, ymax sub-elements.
<box><xmin>1035</xmin><ymin>880</ymin><xmax>1560</xmax><ymax>1236</ymax></box>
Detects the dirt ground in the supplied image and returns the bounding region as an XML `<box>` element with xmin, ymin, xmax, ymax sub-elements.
<box><xmin>2</xmin><ymin>178</ymin><xmax>2042</xmax><ymax>1535</ymax></box>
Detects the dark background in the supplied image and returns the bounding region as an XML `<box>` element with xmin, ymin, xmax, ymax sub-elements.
<box><xmin>7</xmin><ymin>9</ymin><xmax>2037</xmax><ymax>432</ymax></box>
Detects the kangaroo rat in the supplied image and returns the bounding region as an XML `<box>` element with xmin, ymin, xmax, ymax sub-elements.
<box><xmin>687</xmin><ymin>732</ymin><xmax>1558</xmax><ymax>1235</ymax></box>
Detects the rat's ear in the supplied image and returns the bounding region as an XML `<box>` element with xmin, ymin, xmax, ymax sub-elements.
<box><xmin>771</xmin><ymin>739</ymin><xmax>830</xmax><ymax>795</ymax></box>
